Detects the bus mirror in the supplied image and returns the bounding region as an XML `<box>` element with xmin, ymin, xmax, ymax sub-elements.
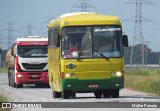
<box><xmin>123</xmin><ymin>35</ymin><xmax>129</xmax><ymax>47</ymax></box>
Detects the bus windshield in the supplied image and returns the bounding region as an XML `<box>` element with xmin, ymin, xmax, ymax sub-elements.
<box><xmin>62</xmin><ymin>26</ymin><xmax>123</xmax><ymax>59</ymax></box>
<box><xmin>17</xmin><ymin>46</ymin><xmax>48</xmax><ymax>57</ymax></box>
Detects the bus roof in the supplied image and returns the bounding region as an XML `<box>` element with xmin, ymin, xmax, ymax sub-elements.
<box><xmin>48</xmin><ymin>12</ymin><xmax>121</xmax><ymax>28</ymax></box>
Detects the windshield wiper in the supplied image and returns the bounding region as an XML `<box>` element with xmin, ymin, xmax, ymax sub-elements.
<box><xmin>99</xmin><ymin>52</ymin><xmax>109</xmax><ymax>60</ymax></box>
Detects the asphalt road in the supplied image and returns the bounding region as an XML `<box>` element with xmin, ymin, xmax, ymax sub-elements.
<box><xmin>0</xmin><ymin>73</ymin><xmax>160</xmax><ymax>111</ymax></box>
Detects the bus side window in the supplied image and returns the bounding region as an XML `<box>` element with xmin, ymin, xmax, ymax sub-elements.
<box><xmin>53</xmin><ymin>28</ymin><xmax>60</xmax><ymax>47</ymax></box>
<box><xmin>48</xmin><ymin>30</ymin><xmax>52</xmax><ymax>47</ymax></box>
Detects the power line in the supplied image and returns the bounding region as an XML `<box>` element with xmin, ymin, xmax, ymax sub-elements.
<box><xmin>123</xmin><ymin>0</ymin><xmax>154</xmax><ymax>66</ymax></box>
<box><xmin>41</xmin><ymin>17</ymin><xmax>54</xmax><ymax>36</ymax></box>
<box><xmin>71</xmin><ymin>0</ymin><xmax>96</xmax><ymax>12</ymax></box>
<box><xmin>22</xmin><ymin>23</ymin><xmax>37</xmax><ymax>36</ymax></box>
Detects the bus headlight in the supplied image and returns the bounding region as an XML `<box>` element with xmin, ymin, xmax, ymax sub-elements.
<box><xmin>65</xmin><ymin>73</ymin><xmax>70</xmax><ymax>78</ymax></box>
<box><xmin>65</xmin><ymin>73</ymin><xmax>76</xmax><ymax>78</ymax></box>
<box><xmin>116</xmin><ymin>71</ymin><xmax>122</xmax><ymax>77</ymax></box>
<box><xmin>111</xmin><ymin>71</ymin><xmax>122</xmax><ymax>77</ymax></box>
<box><xmin>70</xmin><ymin>73</ymin><xmax>76</xmax><ymax>78</ymax></box>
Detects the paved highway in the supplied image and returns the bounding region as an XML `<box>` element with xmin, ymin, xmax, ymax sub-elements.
<box><xmin>0</xmin><ymin>74</ymin><xmax>160</xmax><ymax>111</ymax></box>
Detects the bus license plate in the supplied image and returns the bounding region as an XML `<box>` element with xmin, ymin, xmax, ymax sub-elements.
<box><xmin>88</xmin><ymin>84</ymin><xmax>99</xmax><ymax>88</ymax></box>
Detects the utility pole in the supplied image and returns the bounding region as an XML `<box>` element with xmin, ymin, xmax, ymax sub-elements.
<box><xmin>2</xmin><ymin>22</ymin><xmax>17</xmax><ymax>48</ymax></box>
<box><xmin>123</xmin><ymin>0</ymin><xmax>154</xmax><ymax>66</ymax></box>
<box><xmin>71</xmin><ymin>0</ymin><xmax>96</xmax><ymax>12</ymax></box>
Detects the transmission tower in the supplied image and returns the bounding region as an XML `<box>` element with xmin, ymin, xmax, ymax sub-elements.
<box><xmin>124</xmin><ymin>0</ymin><xmax>154</xmax><ymax>66</ymax></box>
<box><xmin>2</xmin><ymin>22</ymin><xmax>17</xmax><ymax>48</ymax></box>
<box><xmin>22</xmin><ymin>23</ymin><xmax>36</xmax><ymax>36</ymax></box>
<box><xmin>71</xmin><ymin>0</ymin><xmax>96</xmax><ymax>12</ymax></box>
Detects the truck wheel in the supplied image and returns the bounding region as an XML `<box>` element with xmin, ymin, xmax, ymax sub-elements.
<box><xmin>12</xmin><ymin>71</ymin><xmax>16</xmax><ymax>88</ymax></box>
<box><xmin>94</xmin><ymin>91</ymin><xmax>102</xmax><ymax>98</ymax></box>
<box><xmin>103</xmin><ymin>90</ymin><xmax>111</xmax><ymax>98</ymax></box>
<box><xmin>9</xmin><ymin>75</ymin><xmax>12</xmax><ymax>86</ymax></box>
<box><xmin>111</xmin><ymin>89</ymin><xmax>119</xmax><ymax>98</ymax></box>
<box><xmin>16</xmin><ymin>84</ymin><xmax>23</xmax><ymax>88</ymax></box>
<box><xmin>62</xmin><ymin>90</ymin><xmax>71</xmax><ymax>99</ymax></box>
<box><xmin>10</xmin><ymin>73</ymin><xmax>13</xmax><ymax>87</ymax></box>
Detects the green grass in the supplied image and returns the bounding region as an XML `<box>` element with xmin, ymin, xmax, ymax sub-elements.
<box><xmin>0</xmin><ymin>93</ymin><xmax>9</xmax><ymax>111</ymax></box>
<box><xmin>0</xmin><ymin>94</ymin><xmax>8</xmax><ymax>102</ymax></box>
<box><xmin>0</xmin><ymin>68</ymin><xmax>7</xmax><ymax>74</ymax></box>
<box><xmin>125</xmin><ymin>68</ymin><xmax>160</xmax><ymax>96</ymax></box>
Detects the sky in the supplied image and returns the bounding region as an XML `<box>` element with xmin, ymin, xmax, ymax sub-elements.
<box><xmin>0</xmin><ymin>0</ymin><xmax>159</xmax><ymax>51</ymax></box>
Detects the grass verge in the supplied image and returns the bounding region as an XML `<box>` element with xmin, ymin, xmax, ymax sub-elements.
<box><xmin>0</xmin><ymin>93</ymin><xmax>9</xmax><ymax>111</ymax></box>
<box><xmin>125</xmin><ymin>68</ymin><xmax>160</xmax><ymax>96</ymax></box>
<box><xmin>0</xmin><ymin>68</ymin><xmax>7</xmax><ymax>74</ymax></box>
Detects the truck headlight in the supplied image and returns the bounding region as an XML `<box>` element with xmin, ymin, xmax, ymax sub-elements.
<box><xmin>17</xmin><ymin>74</ymin><xmax>23</xmax><ymax>78</ymax></box>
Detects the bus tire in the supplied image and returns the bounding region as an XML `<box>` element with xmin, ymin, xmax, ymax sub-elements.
<box><xmin>103</xmin><ymin>90</ymin><xmax>111</xmax><ymax>98</ymax></box>
<box><xmin>94</xmin><ymin>91</ymin><xmax>102</xmax><ymax>98</ymax></box>
<box><xmin>70</xmin><ymin>92</ymin><xmax>76</xmax><ymax>98</ymax></box>
<box><xmin>111</xmin><ymin>89</ymin><xmax>119</xmax><ymax>98</ymax></box>
<box><xmin>62</xmin><ymin>90</ymin><xmax>71</xmax><ymax>99</ymax></box>
<box><xmin>53</xmin><ymin>91</ymin><xmax>61</xmax><ymax>98</ymax></box>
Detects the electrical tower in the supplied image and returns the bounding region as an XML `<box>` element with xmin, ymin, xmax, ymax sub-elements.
<box><xmin>2</xmin><ymin>22</ymin><xmax>17</xmax><ymax>48</ymax></box>
<box><xmin>71</xmin><ymin>0</ymin><xmax>96</xmax><ymax>12</ymax></box>
<box><xmin>22</xmin><ymin>23</ymin><xmax>36</xmax><ymax>36</ymax></box>
<box><xmin>124</xmin><ymin>0</ymin><xmax>154</xmax><ymax>66</ymax></box>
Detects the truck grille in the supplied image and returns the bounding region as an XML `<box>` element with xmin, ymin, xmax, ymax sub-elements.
<box><xmin>22</xmin><ymin>63</ymin><xmax>47</xmax><ymax>70</ymax></box>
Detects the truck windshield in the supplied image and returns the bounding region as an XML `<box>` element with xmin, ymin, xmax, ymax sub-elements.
<box><xmin>17</xmin><ymin>46</ymin><xmax>48</xmax><ymax>57</ymax></box>
<box><xmin>62</xmin><ymin>26</ymin><xmax>123</xmax><ymax>59</ymax></box>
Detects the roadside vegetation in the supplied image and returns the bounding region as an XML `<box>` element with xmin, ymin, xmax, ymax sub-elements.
<box><xmin>125</xmin><ymin>68</ymin><xmax>160</xmax><ymax>96</ymax></box>
<box><xmin>0</xmin><ymin>93</ymin><xmax>9</xmax><ymax>111</ymax></box>
<box><xmin>0</xmin><ymin>68</ymin><xmax>7</xmax><ymax>74</ymax></box>
<box><xmin>0</xmin><ymin>67</ymin><xmax>9</xmax><ymax>111</ymax></box>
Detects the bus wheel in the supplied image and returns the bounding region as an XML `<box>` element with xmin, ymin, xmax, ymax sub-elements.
<box><xmin>111</xmin><ymin>89</ymin><xmax>119</xmax><ymax>98</ymax></box>
<box><xmin>62</xmin><ymin>90</ymin><xmax>71</xmax><ymax>99</ymax></box>
<box><xmin>70</xmin><ymin>92</ymin><xmax>76</xmax><ymax>98</ymax></box>
<box><xmin>103</xmin><ymin>90</ymin><xmax>111</xmax><ymax>98</ymax></box>
<box><xmin>94</xmin><ymin>91</ymin><xmax>102</xmax><ymax>98</ymax></box>
<box><xmin>53</xmin><ymin>91</ymin><xmax>61</xmax><ymax>98</ymax></box>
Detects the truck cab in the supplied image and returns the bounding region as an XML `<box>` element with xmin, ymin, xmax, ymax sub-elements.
<box><xmin>8</xmin><ymin>36</ymin><xmax>48</xmax><ymax>88</ymax></box>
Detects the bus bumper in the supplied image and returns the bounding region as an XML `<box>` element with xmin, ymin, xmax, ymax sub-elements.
<box><xmin>62</xmin><ymin>78</ymin><xmax>124</xmax><ymax>91</ymax></box>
